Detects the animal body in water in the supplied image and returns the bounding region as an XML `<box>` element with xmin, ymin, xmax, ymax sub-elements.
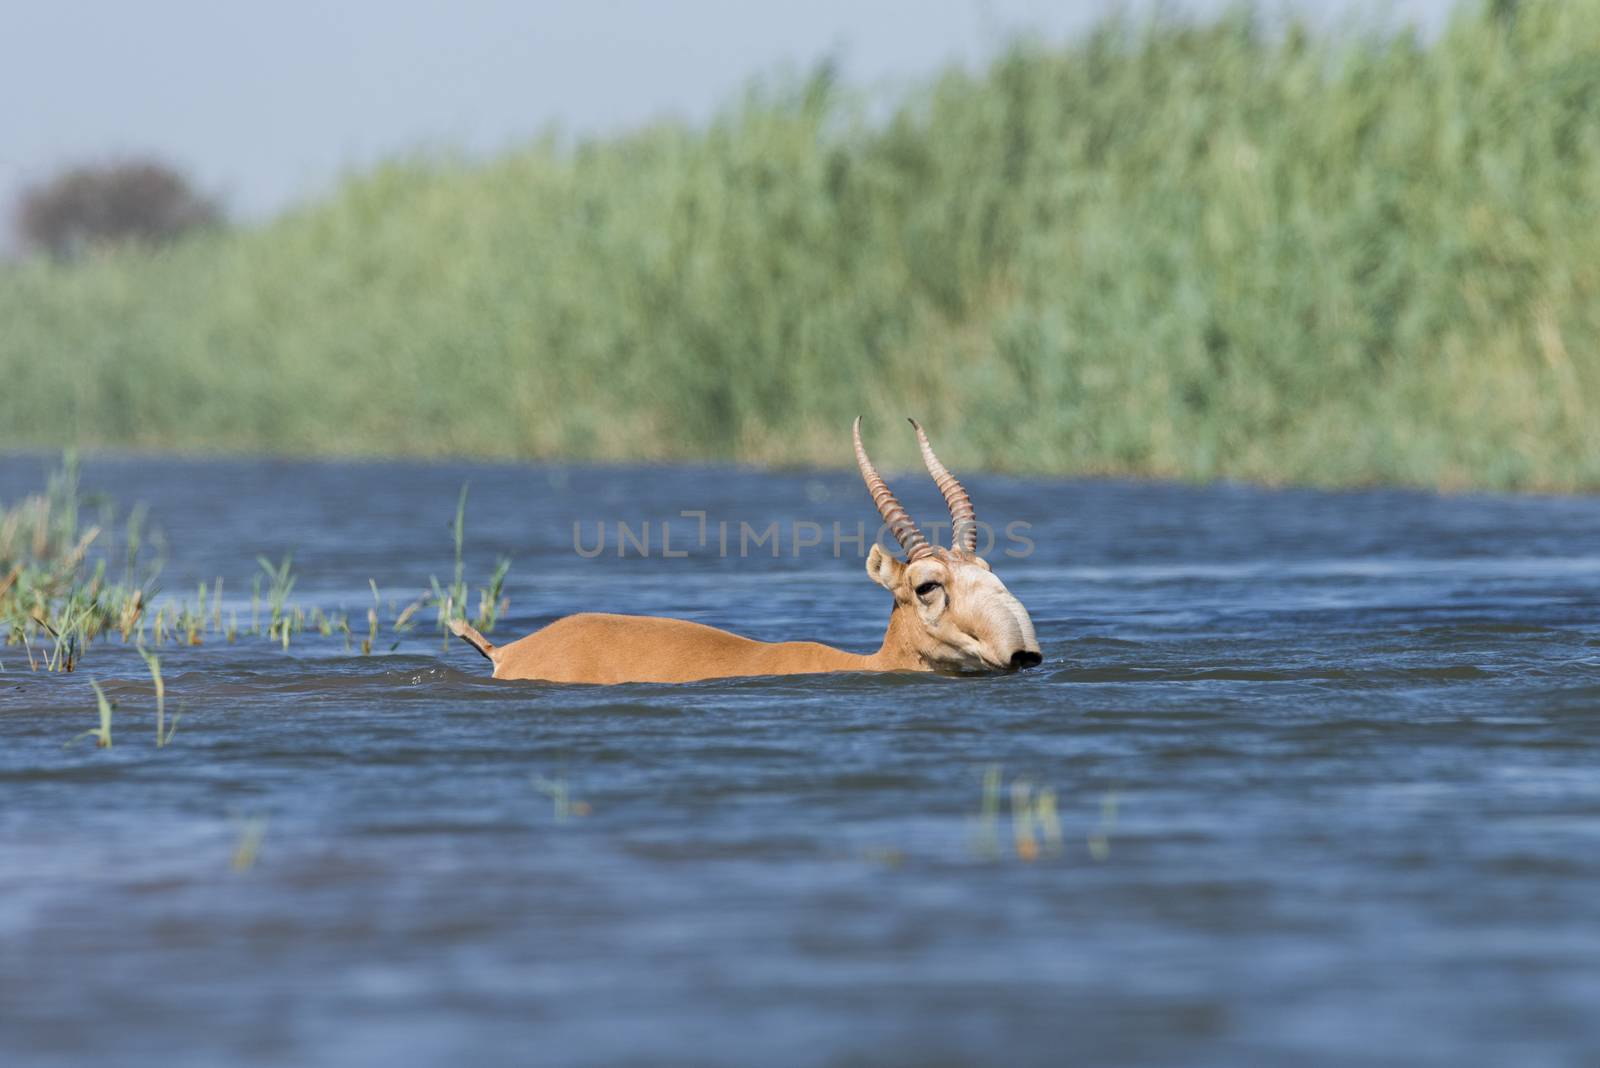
<box><xmin>449</xmin><ymin>418</ymin><xmax>1041</xmax><ymax>684</ymax></box>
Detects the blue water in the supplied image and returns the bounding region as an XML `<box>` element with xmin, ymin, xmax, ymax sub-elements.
<box><xmin>3</xmin><ymin>456</ymin><xmax>1599</xmax><ymax>1066</ymax></box>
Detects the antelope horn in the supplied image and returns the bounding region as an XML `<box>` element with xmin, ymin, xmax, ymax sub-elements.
<box><xmin>907</xmin><ymin>418</ymin><xmax>977</xmax><ymax>553</ymax></box>
<box><xmin>853</xmin><ymin>416</ymin><xmax>933</xmax><ymax>562</ymax></box>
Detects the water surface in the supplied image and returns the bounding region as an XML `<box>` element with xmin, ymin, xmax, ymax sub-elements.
<box><xmin>3</xmin><ymin>456</ymin><xmax>1599</xmax><ymax>1067</ymax></box>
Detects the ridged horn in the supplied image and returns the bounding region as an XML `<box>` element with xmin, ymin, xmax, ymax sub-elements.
<box><xmin>853</xmin><ymin>416</ymin><xmax>933</xmax><ymax>562</ymax></box>
<box><xmin>908</xmin><ymin>418</ymin><xmax>977</xmax><ymax>553</ymax></box>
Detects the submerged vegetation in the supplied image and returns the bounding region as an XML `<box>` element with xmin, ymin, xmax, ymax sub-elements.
<box><xmin>0</xmin><ymin>460</ymin><xmax>508</xmax><ymax>672</ymax></box>
<box><xmin>3</xmin><ymin>3</ymin><xmax>1600</xmax><ymax>489</ymax></box>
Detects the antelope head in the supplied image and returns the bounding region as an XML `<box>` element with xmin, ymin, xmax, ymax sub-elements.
<box><xmin>854</xmin><ymin>417</ymin><xmax>1042</xmax><ymax>675</ymax></box>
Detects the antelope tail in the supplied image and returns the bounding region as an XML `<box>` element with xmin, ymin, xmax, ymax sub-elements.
<box><xmin>449</xmin><ymin>617</ymin><xmax>496</xmax><ymax>662</ymax></box>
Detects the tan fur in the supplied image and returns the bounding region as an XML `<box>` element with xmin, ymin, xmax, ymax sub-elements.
<box><xmin>450</xmin><ymin>545</ymin><xmax>1039</xmax><ymax>685</ymax></box>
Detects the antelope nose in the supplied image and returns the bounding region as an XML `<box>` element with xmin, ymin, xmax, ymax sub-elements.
<box><xmin>1009</xmin><ymin>650</ymin><xmax>1042</xmax><ymax>670</ymax></box>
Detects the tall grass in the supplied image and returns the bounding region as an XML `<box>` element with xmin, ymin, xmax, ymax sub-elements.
<box><xmin>2</xmin><ymin>462</ymin><xmax>506</xmax><ymax>670</ymax></box>
<box><xmin>0</xmin><ymin>456</ymin><xmax>155</xmax><ymax>668</ymax></box>
<box><xmin>2</xmin><ymin>2</ymin><xmax>1599</xmax><ymax>489</ymax></box>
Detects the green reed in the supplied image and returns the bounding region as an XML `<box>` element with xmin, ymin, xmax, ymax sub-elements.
<box><xmin>1</xmin><ymin>456</ymin><xmax>157</xmax><ymax>670</ymax></box>
<box><xmin>231</xmin><ymin>815</ymin><xmax>268</xmax><ymax>872</ymax></box>
<box><xmin>432</xmin><ymin>483</ymin><xmax>510</xmax><ymax>639</ymax></box>
<box><xmin>2</xmin><ymin>462</ymin><xmax>512</xmax><ymax>671</ymax></box>
<box><xmin>66</xmin><ymin>680</ymin><xmax>115</xmax><ymax>749</ymax></box>
<box><xmin>255</xmin><ymin>555</ymin><xmax>295</xmax><ymax>642</ymax></box>
<box><xmin>971</xmin><ymin>764</ymin><xmax>1106</xmax><ymax>863</ymax></box>
<box><xmin>139</xmin><ymin>645</ymin><xmax>179</xmax><ymax>747</ymax></box>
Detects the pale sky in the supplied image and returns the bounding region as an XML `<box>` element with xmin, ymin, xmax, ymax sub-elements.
<box><xmin>2</xmin><ymin>1</ymin><xmax>1456</xmax><ymax>231</ymax></box>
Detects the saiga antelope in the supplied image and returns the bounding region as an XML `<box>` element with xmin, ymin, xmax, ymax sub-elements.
<box><xmin>449</xmin><ymin>419</ymin><xmax>1041</xmax><ymax>684</ymax></box>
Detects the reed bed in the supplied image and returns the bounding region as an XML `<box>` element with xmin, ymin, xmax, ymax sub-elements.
<box><xmin>0</xmin><ymin>461</ymin><xmax>509</xmax><ymax>672</ymax></box>
<box><xmin>2</xmin><ymin>2</ymin><xmax>1599</xmax><ymax>489</ymax></box>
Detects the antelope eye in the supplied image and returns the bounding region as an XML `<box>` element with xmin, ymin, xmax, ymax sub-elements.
<box><xmin>915</xmin><ymin>581</ymin><xmax>941</xmax><ymax>598</ymax></box>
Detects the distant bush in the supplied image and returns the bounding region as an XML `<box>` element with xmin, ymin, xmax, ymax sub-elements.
<box><xmin>13</xmin><ymin>159</ymin><xmax>222</xmax><ymax>259</ymax></box>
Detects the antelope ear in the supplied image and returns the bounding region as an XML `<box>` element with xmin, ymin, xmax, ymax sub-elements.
<box><xmin>865</xmin><ymin>543</ymin><xmax>906</xmax><ymax>591</ymax></box>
